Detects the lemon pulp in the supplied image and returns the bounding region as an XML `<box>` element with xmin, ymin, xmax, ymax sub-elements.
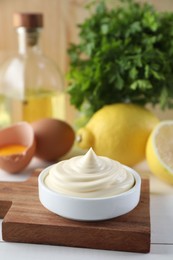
<box><xmin>146</xmin><ymin>120</ymin><xmax>173</xmax><ymax>184</ymax></box>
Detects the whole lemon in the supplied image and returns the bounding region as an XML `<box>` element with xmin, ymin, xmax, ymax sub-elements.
<box><xmin>77</xmin><ymin>103</ymin><xmax>159</xmax><ymax>166</ymax></box>
<box><xmin>146</xmin><ymin>120</ymin><xmax>173</xmax><ymax>184</ymax></box>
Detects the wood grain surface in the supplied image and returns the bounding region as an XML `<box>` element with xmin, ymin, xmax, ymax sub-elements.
<box><xmin>0</xmin><ymin>170</ymin><xmax>150</xmax><ymax>253</ymax></box>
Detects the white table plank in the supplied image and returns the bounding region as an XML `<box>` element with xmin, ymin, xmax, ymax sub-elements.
<box><xmin>151</xmin><ymin>194</ymin><xmax>173</xmax><ymax>244</ymax></box>
<box><xmin>0</xmin><ymin>157</ymin><xmax>49</xmax><ymax>182</ymax></box>
<box><xmin>0</xmin><ymin>241</ymin><xmax>173</xmax><ymax>260</ymax></box>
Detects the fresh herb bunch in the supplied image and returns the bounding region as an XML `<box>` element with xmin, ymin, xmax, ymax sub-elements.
<box><xmin>67</xmin><ymin>0</ymin><xmax>173</xmax><ymax>118</ymax></box>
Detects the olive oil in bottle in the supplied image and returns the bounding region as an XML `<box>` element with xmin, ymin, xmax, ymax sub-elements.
<box><xmin>0</xmin><ymin>12</ymin><xmax>65</xmax><ymax>127</ymax></box>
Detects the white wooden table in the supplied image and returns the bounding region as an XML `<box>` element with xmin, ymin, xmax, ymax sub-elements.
<box><xmin>0</xmin><ymin>157</ymin><xmax>173</xmax><ymax>259</ymax></box>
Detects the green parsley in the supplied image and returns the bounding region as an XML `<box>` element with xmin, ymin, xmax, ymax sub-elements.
<box><xmin>67</xmin><ymin>0</ymin><xmax>173</xmax><ymax>119</ymax></box>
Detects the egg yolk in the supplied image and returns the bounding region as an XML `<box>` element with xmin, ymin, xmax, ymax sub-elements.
<box><xmin>0</xmin><ymin>145</ymin><xmax>27</xmax><ymax>156</ymax></box>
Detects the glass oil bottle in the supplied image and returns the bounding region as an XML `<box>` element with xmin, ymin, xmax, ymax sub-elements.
<box><xmin>0</xmin><ymin>12</ymin><xmax>65</xmax><ymax>127</ymax></box>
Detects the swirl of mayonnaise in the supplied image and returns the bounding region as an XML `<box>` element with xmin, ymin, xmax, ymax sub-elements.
<box><xmin>44</xmin><ymin>148</ymin><xmax>135</xmax><ymax>198</ymax></box>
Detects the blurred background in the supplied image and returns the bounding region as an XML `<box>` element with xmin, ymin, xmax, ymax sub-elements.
<box><xmin>0</xmin><ymin>0</ymin><xmax>173</xmax><ymax>122</ymax></box>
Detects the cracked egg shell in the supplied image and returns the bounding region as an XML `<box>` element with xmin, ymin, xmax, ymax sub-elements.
<box><xmin>31</xmin><ymin>118</ymin><xmax>75</xmax><ymax>162</ymax></box>
<box><xmin>0</xmin><ymin>122</ymin><xmax>36</xmax><ymax>173</ymax></box>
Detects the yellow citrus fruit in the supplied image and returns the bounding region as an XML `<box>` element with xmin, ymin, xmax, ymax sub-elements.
<box><xmin>146</xmin><ymin>120</ymin><xmax>173</xmax><ymax>184</ymax></box>
<box><xmin>77</xmin><ymin>103</ymin><xmax>159</xmax><ymax>166</ymax></box>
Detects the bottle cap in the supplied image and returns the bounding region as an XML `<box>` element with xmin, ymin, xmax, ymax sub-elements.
<box><xmin>13</xmin><ymin>12</ymin><xmax>43</xmax><ymax>28</ymax></box>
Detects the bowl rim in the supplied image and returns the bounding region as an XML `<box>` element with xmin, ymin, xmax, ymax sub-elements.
<box><xmin>38</xmin><ymin>164</ymin><xmax>141</xmax><ymax>201</ymax></box>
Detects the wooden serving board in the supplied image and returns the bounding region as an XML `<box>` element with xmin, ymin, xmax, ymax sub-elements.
<box><xmin>0</xmin><ymin>170</ymin><xmax>150</xmax><ymax>253</ymax></box>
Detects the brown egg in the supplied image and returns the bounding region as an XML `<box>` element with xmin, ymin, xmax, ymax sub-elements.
<box><xmin>0</xmin><ymin>122</ymin><xmax>36</xmax><ymax>173</ymax></box>
<box><xmin>31</xmin><ymin>118</ymin><xmax>75</xmax><ymax>162</ymax></box>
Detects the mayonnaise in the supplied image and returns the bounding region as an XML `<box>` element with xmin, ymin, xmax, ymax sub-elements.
<box><xmin>44</xmin><ymin>148</ymin><xmax>135</xmax><ymax>198</ymax></box>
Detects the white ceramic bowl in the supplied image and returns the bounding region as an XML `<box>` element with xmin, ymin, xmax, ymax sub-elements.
<box><xmin>38</xmin><ymin>165</ymin><xmax>141</xmax><ymax>221</ymax></box>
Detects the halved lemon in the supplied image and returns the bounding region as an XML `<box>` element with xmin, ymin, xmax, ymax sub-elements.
<box><xmin>146</xmin><ymin>120</ymin><xmax>173</xmax><ymax>184</ymax></box>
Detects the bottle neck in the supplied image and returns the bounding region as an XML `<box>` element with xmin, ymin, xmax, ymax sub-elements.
<box><xmin>16</xmin><ymin>27</ymin><xmax>41</xmax><ymax>55</ymax></box>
